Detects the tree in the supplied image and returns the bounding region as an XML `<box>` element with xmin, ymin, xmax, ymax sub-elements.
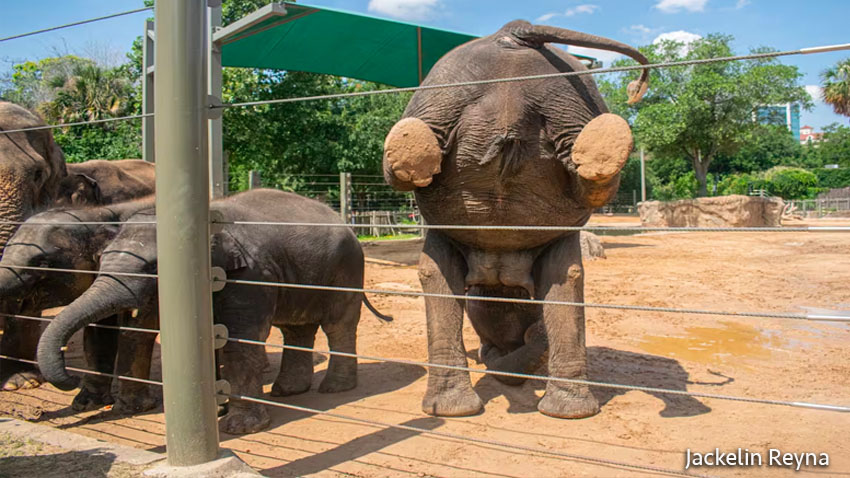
<box><xmin>821</xmin><ymin>58</ymin><xmax>850</xmax><ymax>118</ymax></box>
<box><xmin>598</xmin><ymin>35</ymin><xmax>811</xmax><ymax>196</ymax></box>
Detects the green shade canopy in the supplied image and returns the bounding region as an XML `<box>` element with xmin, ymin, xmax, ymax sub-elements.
<box><xmin>215</xmin><ymin>2</ymin><xmax>597</xmax><ymax>88</ymax></box>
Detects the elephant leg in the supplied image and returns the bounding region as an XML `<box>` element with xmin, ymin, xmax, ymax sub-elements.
<box><xmin>478</xmin><ymin>320</ymin><xmax>548</xmax><ymax>387</ymax></box>
<box><xmin>72</xmin><ymin>315</ymin><xmax>119</xmax><ymax>411</ymax></box>
<box><xmin>218</xmin><ymin>339</ymin><xmax>271</xmax><ymax>435</ymax></box>
<box><xmin>216</xmin><ymin>284</ymin><xmax>273</xmax><ymax>434</ymax></box>
<box><xmin>1</xmin><ymin>318</ymin><xmax>44</xmax><ymax>390</ymax></box>
<box><xmin>534</xmin><ymin>233</ymin><xmax>599</xmax><ymax>419</ymax></box>
<box><xmin>271</xmin><ymin>323</ymin><xmax>319</xmax><ymax>397</ymax></box>
<box><xmin>318</xmin><ymin>296</ymin><xmax>360</xmax><ymax>393</ymax></box>
<box><xmin>420</xmin><ymin>231</ymin><xmax>483</xmax><ymax>417</ymax></box>
<box><xmin>113</xmin><ymin>311</ymin><xmax>158</xmax><ymax>415</ymax></box>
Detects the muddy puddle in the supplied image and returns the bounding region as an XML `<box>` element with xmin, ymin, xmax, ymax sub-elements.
<box><xmin>637</xmin><ymin>321</ymin><xmax>798</xmax><ymax>366</ymax></box>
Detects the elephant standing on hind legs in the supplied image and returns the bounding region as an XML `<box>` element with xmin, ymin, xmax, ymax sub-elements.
<box><xmin>383</xmin><ymin>21</ymin><xmax>649</xmax><ymax>418</ymax></box>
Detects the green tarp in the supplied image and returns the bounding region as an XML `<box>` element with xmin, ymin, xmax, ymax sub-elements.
<box><xmin>218</xmin><ymin>2</ymin><xmax>595</xmax><ymax>87</ymax></box>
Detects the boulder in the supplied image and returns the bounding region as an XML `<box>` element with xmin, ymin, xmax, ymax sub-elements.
<box><xmin>580</xmin><ymin>231</ymin><xmax>606</xmax><ymax>260</ymax></box>
<box><xmin>638</xmin><ymin>195</ymin><xmax>784</xmax><ymax>227</ymax></box>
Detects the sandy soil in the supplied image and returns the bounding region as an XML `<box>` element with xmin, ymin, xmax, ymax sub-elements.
<box><xmin>2</xmin><ymin>216</ymin><xmax>849</xmax><ymax>477</ymax></box>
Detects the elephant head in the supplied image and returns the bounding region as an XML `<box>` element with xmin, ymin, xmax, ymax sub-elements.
<box><xmin>0</xmin><ymin>102</ymin><xmax>68</xmax><ymax>251</ymax></box>
<box><xmin>36</xmin><ymin>211</ymin><xmax>157</xmax><ymax>391</ymax></box>
<box><xmin>383</xmin><ymin>21</ymin><xmax>647</xmax><ymax>239</ymax></box>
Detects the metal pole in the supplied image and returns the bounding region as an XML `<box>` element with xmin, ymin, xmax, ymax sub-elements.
<box><xmin>142</xmin><ymin>19</ymin><xmax>155</xmax><ymax>163</ymax></box>
<box><xmin>640</xmin><ymin>147</ymin><xmax>646</xmax><ymax>202</ymax></box>
<box><xmin>248</xmin><ymin>170</ymin><xmax>262</xmax><ymax>189</ymax></box>
<box><xmin>340</xmin><ymin>172</ymin><xmax>352</xmax><ymax>224</ymax></box>
<box><xmin>208</xmin><ymin>2</ymin><xmax>224</xmax><ymax>199</ymax></box>
<box><xmin>154</xmin><ymin>0</ymin><xmax>219</xmax><ymax>466</ymax></box>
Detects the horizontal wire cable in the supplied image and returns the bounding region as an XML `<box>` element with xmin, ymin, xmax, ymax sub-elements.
<box><xmin>0</xmin><ymin>312</ymin><xmax>158</xmax><ymax>335</ymax></box>
<box><xmin>225</xmin><ymin>393</ymin><xmax>709</xmax><ymax>478</ymax></box>
<box><xmin>0</xmin><ymin>7</ymin><xmax>153</xmax><ymax>43</ymax></box>
<box><xmin>224</xmin><ymin>338</ymin><xmax>850</xmax><ymax>413</ymax></box>
<box><xmin>0</xmin><ymin>354</ymin><xmax>161</xmax><ymax>386</ymax></box>
<box><xmin>0</xmin><ymin>113</ymin><xmax>152</xmax><ymax>136</ymax></box>
<box><xmin>0</xmin><ymin>220</ymin><xmax>156</xmax><ymax>226</ymax></box>
<box><xmin>219</xmin><ymin>45</ymin><xmax>850</xmax><ymax>109</ymax></box>
<box><xmin>215</xmin><ymin>220</ymin><xmax>850</xmax><ymax>233</ymax></box>
<box><xmin>0</xmin><ymin>264</ymin><xmax>157</xmax><ymax>279</ymax></box>
<box><xmin>217</xmin><ymin>277</ymin><xmax>850</xmax><ymax>322</ymax></box>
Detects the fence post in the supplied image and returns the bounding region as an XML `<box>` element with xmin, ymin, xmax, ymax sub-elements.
<box><xmin>248</xmin><ymin>170</ymin><xmax>262</xmax><ymax>189</ymax></box>
<box><xmin>340</xmin><ymin>172</ymin><xmax>352</xmax><ymax>224</ymax></box>
<box><xmin>142</xmin><ymin>19</ymin><xmax>155</xmax><ymax>163</ymax></box>
<box><xmin>154</xmin><ymin>0</ymin><xmax>219</xmax><ymax>466</ymax></box>
<box><xmin>639</xmin><ymin>147</ymin><xmax>646</xmax><ymax>202</ymax></box>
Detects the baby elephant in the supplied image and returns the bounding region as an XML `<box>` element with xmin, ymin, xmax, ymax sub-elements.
<box><xmin>0</xmin><ymin>198</ymin><xmax>153</xmax><ymax>401</ymax></box>
<box><xmin>37</xmin><ymin>189</ymin><xmax>390</xmax><ymax>434</ymax></box>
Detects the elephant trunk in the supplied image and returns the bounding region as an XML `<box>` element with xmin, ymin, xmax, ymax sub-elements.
<box><xmin>507</xmin><ymin>22</ymin><xmax>650</xmax><ymax>104</ymax></box>
<box><xmin>0</xmin><ymin>187</ymin><xmax>31</xmax><ymax>254</ymax></box>
<box><xmin>570</xmin><ymin>114</ymin><xmax>634</xmax><ymax>208</ymax></box>
<box><xmin>0</xmin><ymin>267</ymin><xmax>27</xmax><ymax>313</ymax></box>
<box><xmin>37</xmin><ymin>277</ymin><xmax>137</xmax><ymax>390</ymax></box>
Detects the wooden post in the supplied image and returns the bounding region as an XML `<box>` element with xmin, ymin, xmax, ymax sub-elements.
<box><xmin>248</xmin><ymin>170</ymin><xmax>262</xmax><ymax>189</ymax></box>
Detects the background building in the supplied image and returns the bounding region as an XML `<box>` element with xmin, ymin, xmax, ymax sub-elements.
<box><xmin>755</xmin><ymin>102</ymin><xmax>801</xmax><ymax>139</ymax></box>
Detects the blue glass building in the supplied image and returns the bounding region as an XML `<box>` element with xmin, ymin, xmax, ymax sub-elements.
<box><xmin>755</xmin><ymin>103</ymin><xmax>801</xmax><ymax>139</ymax></box>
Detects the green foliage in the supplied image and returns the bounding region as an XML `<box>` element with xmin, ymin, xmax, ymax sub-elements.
<box><xmin>815</xmin><ymin>168</ymin><xmax>850</xmax><ymax>189</ymax></box>
<box><xmin>763</xmin><ymin>167</ymin><xmax>820</xmax><ymax>199</ymax></box>
<box><xmin>599</xmin><ymin>34</ymin><xmax>812</xmax><ymax>196</ymax></box>
<box><xmin>821</xmin><ymin>58</ymin><xmax>850</xmax><ymax>117</ymax></box>
<box><xmin>53</xmin><ymin>120</ymin><xmax>141</xmax><ymax>163</ymax></box>
<box><xmin>712</xmin><ymin>124</ymin><xmax>803</xmax><ymax>174</ymax></box>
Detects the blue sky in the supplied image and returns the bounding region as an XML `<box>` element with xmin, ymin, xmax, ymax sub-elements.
<box><xmin>1</xmin><ymin>0</ymin><xmax>848</xmax><ymax>129</ymax></box>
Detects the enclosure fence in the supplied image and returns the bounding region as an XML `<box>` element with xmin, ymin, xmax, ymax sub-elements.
<box><xmin>1</xmin><ymin>2</ymin><xmax>849</xmax><ymax>476</ymax></box>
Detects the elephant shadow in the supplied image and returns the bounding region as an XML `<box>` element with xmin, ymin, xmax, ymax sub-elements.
<box><xmin>473</xmin><ymin>346</ymin><xmax>729</xmax><ymax>417</ymax></box>
<box><xmin>237</xmin><ymin>351</ymin><xmax>427</xmax><ymax>434</ymax></box>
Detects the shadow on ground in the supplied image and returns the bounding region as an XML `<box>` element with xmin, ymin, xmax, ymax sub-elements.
<box><xmin>474</xmin><ymin>346</ymin><xmax>727</xmax><ymax>417</ymax></box>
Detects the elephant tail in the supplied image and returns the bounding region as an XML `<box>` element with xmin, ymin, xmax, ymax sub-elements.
<box><xmin>362</xmin><ymin>294</ymin><xmax>393</xmax><ymax>322</ymax></box>
<box><xmin>503</xmin><ymin>20</ymin><xmax>650</xmax><ymax>104</ymax></box>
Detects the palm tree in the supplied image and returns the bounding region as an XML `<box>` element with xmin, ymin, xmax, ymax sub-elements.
<box><xmin>39</xmin><ymin>64</ymin><xmax>131</xmax><ymax>125</ymax></box>
<box><xmin>821</xmin><ymin>58</ymin><xmax>850</xmax><ymax>117</ymax></box>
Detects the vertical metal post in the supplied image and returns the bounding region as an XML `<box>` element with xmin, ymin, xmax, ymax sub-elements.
<box><xmin>248</xmin><ymin>170</ymin><xmax>262</xmax><ymax>189</ymax></box>
<box><xmin>154</xmin><ymin>1</ymin><xmax>219</xmax><ymax>466</ymax></box>
<box><xmin>208</xmin><ymin>2</ymin><xmax>224</xmax><ymax>199</ymax></box>
<box><xmin>340</xmin><ymin>172</ymin><xmax>352</xmax><ymax>224</ymax></box>
<box><xmin>639</xmin><ymin>147</ymin><xmax>647</xmax><ymax>202</ymax></box>
<box><xmin>142</xmin><ymin>20</ymin><xmax>155</xmax><ymax>163</ymax></box>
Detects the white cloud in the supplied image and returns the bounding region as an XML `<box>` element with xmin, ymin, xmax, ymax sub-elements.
<box><xmin>629</xmin><ymin>24</ymin><xmax>654</xmax><ymax>35</ymax></box>
<box><xmin>536</xmin><ymin>12</ymin><xmax>558</xmax><ymax>23</ymax></box>
<box><xmin>535</xmin><ymin>4</ymin><xmax>599</xmax><ymax>23</ymax></box>
<box><xmin>653</xmin><ymin>30</ymin><xmax>702</xmax><ymax>55</ymax></box>
<box><xmin>565</xmin><ymin>4</ymin><xmax>600</xmax><ymax>16</ymax></box>
<box><xmin>735</xmin><ymin>0</ymin><xmax>751</xmax><ymax>8</ymax></box>
<box><xmin>567</xmin><ymin>45</ymin><xmax>624</xmax><ymax>66</ymax></box>
<box><xmin>367</xmin><ymin>0</ymin><xmax>440</xmax><ymax>21</ymax></box>
<box><xmin>654</xmin><ymin>0</ymin><xmax>709</xmax><ymax>13</ymax></box>
<box><xmin>806</xmin><ymin>85</ymin><xmax>823</xmax><ymax>103</ymax></box>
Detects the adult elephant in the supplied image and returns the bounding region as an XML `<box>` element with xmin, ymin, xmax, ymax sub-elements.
<box><xmin>0</xmin><ymin>101</ymin><xmax>155</xmax><ymax>390</ymax></box>
<box><xmin>382</xmin><ymin>21</ymin><xmax>649</xmax><ymax>418</ymax></box>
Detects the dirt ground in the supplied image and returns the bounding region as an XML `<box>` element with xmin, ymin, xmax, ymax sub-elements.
<box><xmin>2</xmin><ymin>215</ymin><xmax>849</xmax><ymax>477</ymax></box>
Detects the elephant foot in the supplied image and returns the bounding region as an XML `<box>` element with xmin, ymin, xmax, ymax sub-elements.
<box><xmin>537</xmin><ymin>385</ymin><xmax>600</xmax><ymax>419</ymax></box>
<box><xmin>2</xmin><ymin>371</ymin><xmax>44</xmax><ymax>391</ymax></box>
<box><xmin>113</xmin><ymin>390</ymin><xmax>158</xmax><ymax>415</ymax></box>
<box><xmin>317</xmin><ymin>373</ymin><xmax>356</xmax><ymax>394</ymax></box>
<box><xmin>422</xmin><ymin>384</ymin><xmax>483</xmax><ymax>417</ymax></box>
<box><xmin>219</xmin><ymin>405</ymin><xmax>270</xmax><ymax>435</ymax></box>
<box><xmin>270</xmin><ymin>378</ymin><xmax>311</xmax><ymax>397</ymax></box>
<box><xmin>384</xmin><ymin>117</ymin><xmax>442</xmax><ymax>188</ymax></box>
<box><xmin>71</xmin><ymin>387</ymin><xmax>114</xmax><ymax>412</ymax></box>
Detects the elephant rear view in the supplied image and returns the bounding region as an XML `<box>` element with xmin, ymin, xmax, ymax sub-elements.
<box><xmin>37</xmin><ymin>189</ymin><xmax>387</xmax><ymax>434</ymax></box>
<box><xmin>382</xmin><ymin>21</ymin><xmax>649</xmax><ymax>418</ymax></box>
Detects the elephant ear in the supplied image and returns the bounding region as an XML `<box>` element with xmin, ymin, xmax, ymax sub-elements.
<box><xmin>210</xmin><ymin>230</ymin><xmax>249</xmax><ymax>272</ymax></box>
<box><xmin>59</xmin><ymin>174</ymin><xmax>103</xmax><ymax>206</ymax></box>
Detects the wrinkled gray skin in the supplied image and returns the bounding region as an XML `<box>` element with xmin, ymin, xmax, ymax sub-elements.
<box><xmin>0</xmin><ymin>198</ymin><xmax>153</xmax><ymax>400</ymax></box>
<box><xmin>382</xmin><ymin>21</ymin><xmax>649</xmax><ymax>418</ymax></box>
<box><xmin>0</xmin><ymin>102</ymin><xmax>156</xmax><ymax>391</ymax></box>
<box><xmin>38</xmin><ymin>189</ymin><xmax>385</xmax><ymax>434</ymax></box>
